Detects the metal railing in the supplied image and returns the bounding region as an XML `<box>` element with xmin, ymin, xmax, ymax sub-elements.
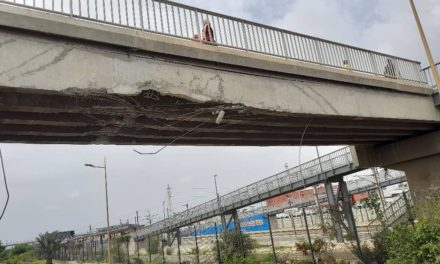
<box><xmin>131</xmin><ymin>168</ymin><xmax>406</xmax><ymax>238</ymax></box>
<box><xmin>137</xmin><ymin>147</ymin><xmax>353</xmax><ymax>236</ymax></box>
<box><xmin>1</xmin><ymin>0</ymin><xmax>427</xmax><ymax>84</ymax></box>
<box><xmin>367</xmin><ymin>192</ymin><xmax>413</xmax><ymax>235</ymax></box>
<box><xmin>346</xmin><ymin>169</ymin><xmax>406</xmax><ymax>192</ymax></box>
<box><xmin>422</xmin><ymin>62</ymin><xmax>440</xmax><ymax>91</ymax></box>
<box><xmin>265</xmin><ymin>169</ymin><xmax>406</xmax><ymax>216</ymax></box>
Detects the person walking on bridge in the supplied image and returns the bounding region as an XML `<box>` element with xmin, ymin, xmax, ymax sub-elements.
<box><xmin>202</xmin><ymin>19</ymin><xmax>215</xmax><ymax>43</ymax></box>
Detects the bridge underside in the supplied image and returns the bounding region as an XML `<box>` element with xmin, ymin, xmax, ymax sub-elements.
<box><xmin>0</xmin><ymin>4</ymin><xmax>439</xmax><ymax>146</ymax></box>
<box><xmin>1</xmin><ymin>86</ymin><xmax>438</xmax><ymax>146</ymax></box>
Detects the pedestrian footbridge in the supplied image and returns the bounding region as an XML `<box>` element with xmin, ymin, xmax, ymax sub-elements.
<box><xmin>134</xmin><ymin>147</ymin><xmax>406</xmax><ymax>237</ymax></box>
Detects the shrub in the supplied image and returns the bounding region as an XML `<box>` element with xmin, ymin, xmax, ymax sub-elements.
<box><xmin>146</xmin><ymin>236</ymin><xmax>160</xmax><ymax>255</ymax></box>
<box><xmin>383</xmin><ymin>189</ymin><xmax>440</xmax><ymax>264</ymax></box>
<box><xmin>219</xmin><ymin>230</ymin><xmax>255</xmax><ymax>262</ymax></box>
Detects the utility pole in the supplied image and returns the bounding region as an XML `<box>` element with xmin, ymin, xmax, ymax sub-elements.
<box><xmin>162</xmin><ymin>201</ymin><xmax>167</xmax><ymax>220</ymax></box>
<box><xmin>166</xmin><ymin>184</ymin><xmax>173</xmax><ymax>217</ymax></box>
<box><xmin>136</xmin><ymin>211</ymin><xmax>139</xmax><ymax>226</ymax></box>
<box><xmin>410</xmin><ymin>0</ymin><xmax>440</xmax><ymax>90</ymax></box>
<box><xmin>372</xmin><ymin>168</ymin><xmax>386</xmax><ymax>209</ymax></box>
<box><xmin>214</xmin><ymin>174</ymin><xmax>227</xmax><ymax>230</ymax></box>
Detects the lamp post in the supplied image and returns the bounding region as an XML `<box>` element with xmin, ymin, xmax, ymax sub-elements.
<box><xmin>85</xmin><ymin>158</ymin><xmax>112</xmax><ymax>264</ymax></box>
<box><xmin>409</xmin><ymin>0</ymin><xmax>440</xmax><ymax>90</ymax></box>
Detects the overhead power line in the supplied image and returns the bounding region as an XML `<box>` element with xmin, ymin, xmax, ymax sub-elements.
<box><xmin>0</xmin><ymin>148</ymin><xmax>10</xmax><ymax>221</ymax></box>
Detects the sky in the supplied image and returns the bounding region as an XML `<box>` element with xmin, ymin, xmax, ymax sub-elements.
<box><xmin>1</xmin><ymin>0</ymin><xmax>440</xmax><ymax>243</ymax></box>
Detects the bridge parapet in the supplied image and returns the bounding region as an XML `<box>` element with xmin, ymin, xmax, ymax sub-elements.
<box><xmin>0</xmin><ymin>0</ymin><xmax>427</xmax><ymax>85</ymax></box>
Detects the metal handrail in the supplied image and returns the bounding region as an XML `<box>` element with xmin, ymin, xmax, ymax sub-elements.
<box><xmin>421</xmin><ymin>63</ymin><xmax>440</xmax><ymax>89</ymax></box>
<box><xmin>138</xmin><ymin>147</ymin><xmax>353</xmax><ymax>235</ymax></box>
<box><xmin>0</xmin><ymin>0</ymin><xmax>427</xmax><ymax>84</ymax></box>
<box><xmin>132</xmin><ymin>169</ymin><xmax>406</xmax><ymax>238</ymax></box>
<box><xmin>367</xmin><ymin>192</ymin><xmax>413</xmax><ymax>235</ymax></box>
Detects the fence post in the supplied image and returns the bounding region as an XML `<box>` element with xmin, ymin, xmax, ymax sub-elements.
<box><xmin>100</xmin><ymin>236</ymin><xmax>104</xmax><ymax>261</ymax></box>
<box><xmin>161</xmin><ymin>233</ymin><xmax>165</xmax><ymax>263</ymax></box>
<box><xmin>214</xmin><ymin>222</ymin><xmax>221</xmax><ymax>264</ymax></box>
<box><xmin>302</xmin><ymin>207</ymin><xmax>316</xmax><ymax>264</ymax></box>
<box><xmin>136</xmin><ymin>236</ymin><xmax>140</xmax><ymax>261</ymax></box>
<box><xmin>126</xmin><ymin>240</ymin><xmax>130</xmax><ymax>264</ymax></box>
<box><xmin>402</xmin><ymin>192</ymin><xmax>415</xmax><ymax>227</ymax></box>
<box><xmin>290</xmin><ymin>213</ymin><xmax>297</xmax><ymax>236</ymax></box>
<box><xmin>177</xmin><ymin>229</ymin><xmax>182</xmax><ymax>264</ymax></box>
<box><xmin>194</xmin><ymin>226</ymin><xmax>200</xmax><ymax>264</ymax></box>
<box><xmin>85</xmin><ymin>241</ymin><xmax>88</xmax><ymax>261</ymax></box>
<box><xmin>147</xmin><ymin>235</ymin><xmax>152</xmax><ymax>263</ymax></box>
<box><xmin>267</xmin><ymin>214</ymin><xmax>277</xmax><ymax>264</ymax></box>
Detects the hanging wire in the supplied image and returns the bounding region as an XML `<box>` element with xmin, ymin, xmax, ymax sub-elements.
<box><xmin>298</xmin><ymin>119</ymin><xmax>313</xmax><ymax>188</ymax></box>
<box><xmin>133</xmin><ymin>121</ymin><xmax>207</xmax><ymax>155</ymax></box>
<box><xmin>0</xmin><ymin>148</ymin><xmax>10</xmax><ymax>221</ymax></box>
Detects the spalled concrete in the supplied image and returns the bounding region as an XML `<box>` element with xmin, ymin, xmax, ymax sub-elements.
<box><xmin>0</xmin><ymin>3</ymin><xmax>439</xmax><ymax>146</ymax></box>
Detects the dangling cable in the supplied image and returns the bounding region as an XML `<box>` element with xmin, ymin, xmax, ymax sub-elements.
<box><xmin>298</xmin><ymin>119</ymin><xmax>313</xmax><ymax>188</ymax></box>
<box><xmin>0</xmin><ymin>148</ymin><xmax>10</xmax><ymax>221</ymax></box>
<box><xmin>133</xmin><ymin>122</ymin><xmax>207</xmax><ymax>155</ymax></box>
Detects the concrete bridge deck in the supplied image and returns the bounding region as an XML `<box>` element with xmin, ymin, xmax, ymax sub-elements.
<box><xmin>0</xmin><ymin>2</ymin><xmax>439</xmax><ymax>146</ymax></box>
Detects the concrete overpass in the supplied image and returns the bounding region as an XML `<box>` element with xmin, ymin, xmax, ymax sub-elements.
<box><xmin>0</xmin><ymin>1</ymin><xmax>439</xmax><ymax>201</ymax></box>
<box><xmin>0</xmin><ymin>1</ymin><xmax>439</xmax><ymax>146</ymax></box>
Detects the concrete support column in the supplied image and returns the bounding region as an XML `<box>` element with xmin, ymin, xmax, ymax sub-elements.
<box><xmin>351</xmin><ymin>131</ymin><xmax>440</xmax><ymax>208</ymax></box>
<box><xmin>339</xmin><ymin>180</ymin><xmax>358</xmax><ymax>239</ymax></box>
<box><xmin>325</xmin><ymin>181</ymin><xmax>344</xmax><ymax>242</ymax></box>
<box><xmin>393</xmin><ymin>155</ymin><xmax>440</xmax><ymax>206</ymax></box>
<box><xmin>340</xmin><ymin>179</ymin><xmax>362</xmax><ymax>260</ymax></box>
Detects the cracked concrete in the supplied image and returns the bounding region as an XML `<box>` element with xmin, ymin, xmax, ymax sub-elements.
<box><xmin>0</xmin><ymin>27</ymin><xmax>439</xmax><ymax>122</ymax></box>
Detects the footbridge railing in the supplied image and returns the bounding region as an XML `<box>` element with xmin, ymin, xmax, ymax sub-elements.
<box><xmin>265</xmin><ymin>169</ymin><xmax>407</xmax><ymax>216</ymax></box>
<box><xmin>132</xmin><ymin>168</ymin><xmax>406</xmax><ymax>238</ymax></box>
<box><xmin>367</xmin><ymin>192</ymin><xmax>414</xmax><ymax>236</ymax></box>
<box><xmin>0</xmin><ymin>0</ymin><xmax>427</xmax><ymax>84</ymax></box>
<box><xmin>137</xmin><ymin>147</ymin><xmax>357</xmax><ymax>236</ymax></box>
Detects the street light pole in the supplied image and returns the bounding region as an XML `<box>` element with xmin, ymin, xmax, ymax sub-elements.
<box><xmin>409</xmin><ymin>0</ymin><xmax>440</xmax><ymax>90</ymax></box>
<box><xmin>85</xmin><ymin>158</ymin><xmax>112</xmax><ymax>264</ymax></box>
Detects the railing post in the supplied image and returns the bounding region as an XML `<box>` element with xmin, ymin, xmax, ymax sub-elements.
<box><xmin>139</xmin><ymin>0</ymin><xmax>144</xmax><ymax>30</ymax></box>
<box><xmin>241</xmin><ymin>20</ymin><xmax>249</xmax><ymax>51</ymax></box>
<box><xmin>315</xmin><ymin>41</ymin><xmax>323</xmax><ymax>64</ymax></box>
<box><xmin>369</xmin><ymin>53</ymin><xmax>379</xmax><ymax>74</ymax></box>
<box><xmin>69</xmin><ymin>0</ymin><xmax>73</xmax><ymax>17</ymax></box>
<box><xmin>281</xmin><ymin>30</ymin><xmax>289</xmax><ymax>59</ymax></box>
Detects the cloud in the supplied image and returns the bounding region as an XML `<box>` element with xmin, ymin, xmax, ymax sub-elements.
<box><xmin>1</xmin><ymin>0</ymin><xmax>440</xmax><ymax>243</ymax></box>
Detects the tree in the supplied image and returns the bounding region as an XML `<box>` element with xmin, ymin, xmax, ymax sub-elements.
<box><xmin>35</xmin><ymin>231</ymin><xmax>63</xmax><ymax>264</ymax></box>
